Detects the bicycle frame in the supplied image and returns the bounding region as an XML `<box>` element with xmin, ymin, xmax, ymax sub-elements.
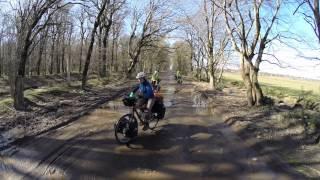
<box><xmin>130</xmin><ymin>106</ymin><xmax>147</xmax><ymax>126</ymax></box>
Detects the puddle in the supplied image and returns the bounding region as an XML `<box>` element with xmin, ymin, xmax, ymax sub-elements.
<box><xmin>192</xmin><ymin>92</ymin><xmax>209</xmax><ymax>108</ymax></box>
<box><xmin>166</xmin><ymin>86</ymin><xmax>176</xmax><ymax>94</ymax></box>
<box><xmin>2</xmin><ymin>126</ymin><xmax>25</xmax><ymax>141</ymax></box>
<box><xmin>164</xmin><ymin>101</ymin><xmax>173</xmax><ymax>107</ymax></box>
<box><xmin>0</xmin><ymin>126</ymin><xmax>26</xmax><ymax>152</ymax></box>
<box><xmin>101</xmin><ymin>98</ymin><xmax>127</xmax><ymax>111</ymax></box>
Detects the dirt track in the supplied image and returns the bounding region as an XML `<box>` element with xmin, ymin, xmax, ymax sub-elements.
<box><xmin>0</xmin><ymin>74</ymin><xmax>305</xmax><ymax>179</ymax></box>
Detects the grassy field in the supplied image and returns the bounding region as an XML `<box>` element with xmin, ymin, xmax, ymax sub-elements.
<box><xmin>223</xmin><ymin>71</ymin><xmax>320</xmax><ymax>105</ymax></box>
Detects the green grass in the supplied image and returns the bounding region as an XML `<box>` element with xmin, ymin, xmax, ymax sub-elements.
<box><xmin>224</xmin><ymin>72</ymin><xmax>320</xmax><ymax>94</ymax></box>
<box><xmin>223</xmin><ymin>72</ymin><xmax>320</xmax><ymax>108</ymax></box>
<box><xmin>0</xmin><ymin>98</ymin><xmax>14</xmax><ymax>114</ymax></box>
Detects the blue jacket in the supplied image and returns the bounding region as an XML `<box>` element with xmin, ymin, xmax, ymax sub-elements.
<box><xmin>133</xmin><ymin>80</ymin><xmax>154</xmax><ymax>99</ymax></box>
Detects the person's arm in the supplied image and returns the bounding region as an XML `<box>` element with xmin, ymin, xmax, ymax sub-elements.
<box><xmin>131</xmin><ymin>84</ymin><xmax>139</xmax><ymax>93</ymax></box>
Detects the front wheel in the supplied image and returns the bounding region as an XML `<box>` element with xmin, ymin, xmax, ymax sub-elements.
<box><xmin>114</xmin><ymin>114</ymin><xmax>137</xmax><ymax>144</ymax></box>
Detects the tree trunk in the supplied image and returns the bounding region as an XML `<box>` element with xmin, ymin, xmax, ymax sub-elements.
<box><xmin>111</xmin><ymin>36</ymin><xmax>115</xmax><ymax>72</ymax></box>
<box><xmin>190</xmin><ymin>47</ymin><xmax>194</xmax><ymax>72</ymax></box>
<box><xmin>13</xmin><ymin>75</ymin><xmax>25</xmax><ymax>110</ymax></box>
<box><xmin>127</xmin><ymin>52</ymin><xmax>140</xmax><ymax>74</ymax></box>
<box><xmin>61</xmin><ymin>44</ymin><xmax>66</xmax><ymax>74</ymax></box>
<box><xmin>13</xmin><ymin>44</ymin><xmax>30</xmax><ymax>110</ymax></box>
<box><xmin>98</xmin><ymin>27</ymin><xmax>103</xmax><ymax>76</ymax></box>
<box><xmin>50</xmin><ymin>39</ymin><xmax>55</xmax><ymax>74</ymax></box>
<box><xmin>82</xmin><ymin>33</ymin><xmax>95</xmax><ymax>89</ymax></box>
<box><xmin>208</xmin><ymin>56</ymin><xmax>215</xmax><ymax>90</ymax></box>
<box><xmin>56</xmin><ymin>39</ymin><xmax>60</xmax><ymax>74</ymax></box>
<box><xmin>79</xmin><ymin>37</ymin><xmax>84</xmax><ymax>73</ymax></box>
<box><xmin>114</xmin><ymin>40</ymin><xmax>119</xmax><ymax>72</ymax></box>
<box><xmin>37</xmin><ymin>42</ymin><xmax>44</xmax><ymax>75</ymax></box>
<box><xmin>0</xmin><ymin>39</ymin><xmax>2</xmax><ymax>77</ymax></box>
<box><xmin>44</xmin><ymin>44</ymin><xmax>47</xmax><ymax>75</ymax></box>
<box><xmin>251</xmin><ymin>67</ymin><xmax>264</xmax><ymax>105</ymax></box>
<box><xmin>82</xmin><ymin>0</ymin><xmax>109</xmax><ymax>89</ymax></box>
<box><xmin>66</xmin><ymin>52</ymin><xmax>70</xmax><ymax>85</ymax></box>
<box><xmin>38</xmin><ymin>30</ymin><xmax>48</xmax><ymax>75</ymax></box>
<box><xmin>26</xmin><ymin>55</ymin><xmax>30</xmax><ymax>76</ymax></box>
<box><xmin>209</xmin><ymin>71</ymin><xmax>214</xmax><ymax>89</ymax></box>
<box><xmin>102</xmin><ymin>26</ymin><xmax>111</xmax><ymax>77</ymax></box>
<box><xmin>240</xmin><ymin>55</ymin><xmax>254</xmax><ymax>106</ymax></box>
<box><xmin>67</xmin><ymin>26</ymin><xmax>72</xmax><ymax>85</ymax></box>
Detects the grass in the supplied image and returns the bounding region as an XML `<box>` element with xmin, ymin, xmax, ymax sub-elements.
<box><xmin>0</xmin><ymin>75</ymin><xmax>123</xmax><ymax>114</ymax></box>
<box><xmin>0</xmin><ymin>98</ymin><xmax>14</xmax><ymax>114</ymax></box>
<box><xmin>223</xmin><ymin>72</ymin><xmax>320</xmax><ymax>106</ymax></box>
<box><xmin>224</xmin><ymin>72</ymin><xmax>320</xmax><ymax>95</ymax></box>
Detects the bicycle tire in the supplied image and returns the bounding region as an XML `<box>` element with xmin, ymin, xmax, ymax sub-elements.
<box><xmin>114</xmin><ymin>114</ymin><xmax>137</xmax><ymax>144</ymax></box>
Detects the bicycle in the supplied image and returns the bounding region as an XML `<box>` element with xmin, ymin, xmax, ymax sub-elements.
<box><xmin>114</xmin><ymin>94</ymin><xmax>165</xmax><ymax>144</ymax></box>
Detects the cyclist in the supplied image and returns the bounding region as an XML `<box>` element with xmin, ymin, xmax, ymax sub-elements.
<box><xmin>151</xmin><ymin>70</ymin><xmax>160</xmax><ymax>92</ymax></box>
<box><xmin>176</xmin><ymin>70</ymin><xmax>182</xmax><ymax>83</ymax></box>
<box><xmin>132</xmin><ymin>72</ymin><xmax>155</xmax><ymax>130</ymax></box>
<box><xmin>151</xmin><ymin>70</ymin><xmax>160</xmax><ymax>84</ymax></box>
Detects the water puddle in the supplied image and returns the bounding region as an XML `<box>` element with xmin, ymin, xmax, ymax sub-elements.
<box><xmin>101</xmin><ymin>98</ymin><xmax>128</xmax><ymax>112</ymax></box>
<box><xmin>164</xmin><ymin>101</ymin><xmax>173</xmax><ymax>107</ymax></box>
<box><xmin>192</xmin><ymin>92</ymin><xmax>209</xmax><ymax>108</ymax></box>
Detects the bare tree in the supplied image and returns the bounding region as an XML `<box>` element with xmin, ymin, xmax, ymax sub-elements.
<box><xmin>111</xmin><ymin>16</ymin><xmax>122</xmax><ymax>72</ymax></box>
<box><xmin>82</xmin><ymin>0</ymin><xmax>110</xmax><ymax>89</ymax></box>
<box><xmin>0</xmin><ymin>4</ymin><xmax>3</xmax><ymax>77</ymax></box>
<box><xmin>127</xmin><ymin>0</ymin><xmax>175</xmax><ymax>74</ymax></box>
<box><xmin>77</xmin><ymin>8</ymin><xmax>87</xmax><ymax>73</ymax></box>
<box><xmin>203</xmin><ymin>0</ymin><xmax>229</xmax><ymax>89</ymax></box>
<box><xmin>100</xmin><ymin>0</ymin><xmax>125</xmax><ymax>77</ymax></box>
<box><xmin>0</xmin><ymin>13</ymin><xmax>4</xmax><ymax>77</ymax></box>
<box><xmin>67</xmin><ymin>22</ymin><xmax>73</xmax><ymax>84</ymax></box>
<box><xmin>179</xmin><ymin>0</ymin><xmax>229</xmax><ymax>89</ymax></box>
<box><xmin>49</xmin><ymin>25</ymin><xmax>58</xmax><ymax>74</ymax></box>
<box><xmin>215</xmin><ymin>0</ymin><xmax>282</xmax><ymax>106</ymax></box>
<box><xmin>294</xmin><ymin>0</ymin><xmax>320</xmax><ymax>43</ymax></box>
<box><xmin>36</xmin><ymin>27</ymin><xmax>49</xmax><ymax>75</ymax></box>
<box><xmin>11</xmin><ymin>0</ymin><xmax>73</xmax><ymax>110</ymax></box>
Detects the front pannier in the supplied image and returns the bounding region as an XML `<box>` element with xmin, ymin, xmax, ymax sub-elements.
<box><xmin>122</xmin><ymin>96</ymin><xmax>136</xmax><ymax>107</ymax></box>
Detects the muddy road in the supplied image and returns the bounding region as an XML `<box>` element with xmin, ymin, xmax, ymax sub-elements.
<box><xmin>1</xmin><ymin>74</ymin><xmax>304</xmax><ymax>179</ymax></box>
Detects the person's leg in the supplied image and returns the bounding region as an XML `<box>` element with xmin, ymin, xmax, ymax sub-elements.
<box><xmin>144</xmin><ymin>98</ymin><xmax>155</xmax><ymax>120</ymax></box>
<box><xmin>147</xmin><ymin>98</ymin><xmax>155</xmax><ymax>113</ymax></box>
<box><xmin>142</xmin><ymin>98</ymin><xmax>155</xmax><ymax>130</ymax></box>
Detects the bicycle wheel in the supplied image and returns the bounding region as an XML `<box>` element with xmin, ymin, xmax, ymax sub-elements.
<box><xmin>114</xmin><ymin>114</ymin><xmax>137</xmax><ymax>144</ymax></box>
<box><xmin>148</xmin><ymin>114</ymin><xmax>159</xmax><ymax>130</ymax></box>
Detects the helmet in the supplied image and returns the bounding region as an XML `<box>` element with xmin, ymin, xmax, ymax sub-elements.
<box><xmin>136</xmin><ymin>72</ymin><xmax>146</xmax><ymax>79</ymax></box>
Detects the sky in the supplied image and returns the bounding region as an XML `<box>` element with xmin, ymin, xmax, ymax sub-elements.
<box><xmin>177</xmin><ymin>0</ymin><xmax>320</xmax><ymax>80</ymax></box>
<box><xmin>2</xmin><ymin>0</ymin><xmax>319</xmax><ymax>80</ymax></box>
<box><xmin>258</xmin><ymin>2</ymin><xmax>320</xmax><ymax>80</ymax></box>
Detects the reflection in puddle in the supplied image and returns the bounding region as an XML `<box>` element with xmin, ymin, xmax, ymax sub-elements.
<box><xmin>164</xmin><ymin>101</ymin><xmax>173</xmax><ymax>107</ymax></box>
<box><xmin>192</xmin><ymin>92</ymin><xmax>209</xmax><ymax>108</ymax></box>
<box><xmin>166</xmin><ymin>86</ymin><xmax>176</xmax><ymax>94</ymax></box>
<box><xmin>102</xmin><ymin>99</ymin><xmax>126</xmax><ymax>110</ymax></box>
